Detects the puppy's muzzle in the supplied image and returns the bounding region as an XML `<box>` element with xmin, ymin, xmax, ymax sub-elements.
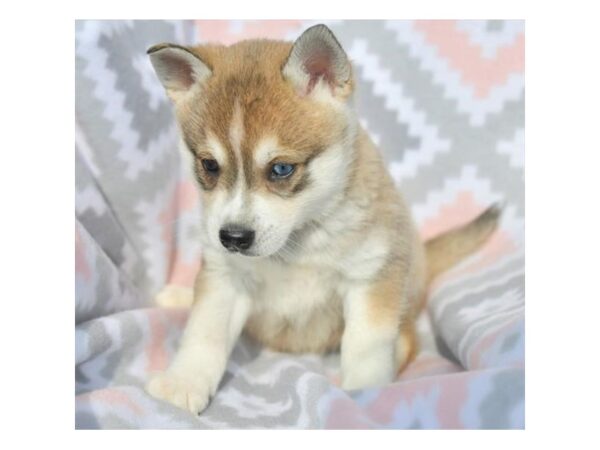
<box><xmin>219</xmin><ymin>225</ymin><xmax>255</xmax><ymax>252</ymax></box>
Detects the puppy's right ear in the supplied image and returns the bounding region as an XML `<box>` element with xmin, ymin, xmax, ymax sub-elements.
<box><xmin>147</xmin><ymin>44</ymin><xmax>211</xmax><ymax>102</ymax></box>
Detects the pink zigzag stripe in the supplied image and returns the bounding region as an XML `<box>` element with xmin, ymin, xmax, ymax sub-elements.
<box><xmin>145</xmin><ymin>309</ymin><xmax>169</xmax><ymax>373</ymax></box>
<box><xmin>419</xmin><ymin>191</ymin><xmax>486</xmax><ymax>241</ymax></box>
<box><xmin>414</xmin><ymin>20</ymin><xmax>525</xmax><ymax>98</ymax></box>
<box><xmin>167</xmin><ymin>180</ymin><xmax>202</xmax><ymax>287</ymax></box>
<box><xmin>75</xmin><ymin>228</ymin><xmax>91</xmax><ymax>281</ymax></box>
<box><xmin>160</xmin><ymin>180</ymin><xmax>201</xmax><ymax>288</ymax></box>
<box><xmin>468</xmin><ymin>318</ymin><xmax>523</xmax><ymax>370</ymax></box>
<box><xmin>77</xmin><ymin>388</ymin><xmax>144</xmax><ymax>416</ymax></box>
<box><xmin>145</xmin><ymin>309</ymin><xmax>189</xmax><ymax>373</ymax></box>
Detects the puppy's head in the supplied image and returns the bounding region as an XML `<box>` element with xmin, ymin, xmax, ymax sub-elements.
<box><xmin>148</xmin><ymin>25</ymin><xmax>357</xmax><ymax>257</ymax></box>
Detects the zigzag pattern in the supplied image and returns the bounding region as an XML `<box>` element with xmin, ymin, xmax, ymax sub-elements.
<box><xmin>75</xmin><ymin>20</ymin><xmax>524</xmax><ymax>429</ymax></box>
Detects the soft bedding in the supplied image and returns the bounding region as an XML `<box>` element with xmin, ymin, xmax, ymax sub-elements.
<box><xmin>75</xmin><ymin>19</ymin><xmax>525</xmax><ymax>429</ymax></box>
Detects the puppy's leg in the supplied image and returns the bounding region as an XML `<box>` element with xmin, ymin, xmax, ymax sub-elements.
<box><xmin>396</xmin><ymin>323</ymin><xmax>418</xmax><ymax>373</ymax></box>
<box><xmin>341</xmin><ymin>276</ymin><xmax>408</xmax><ymax>390</ymax></box>
<box><xmin>155</xmin><ymin>284</ymin><xmax>194</xmax><ymax>308</ymax></box>
<box><xmin>146</xmin><ymin>268</ymin><xmax>251</xmax><ymax>414</ymax></box>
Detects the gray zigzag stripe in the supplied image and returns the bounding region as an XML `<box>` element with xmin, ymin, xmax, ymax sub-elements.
<box><xmin>430</xmin><ymin>255</ymin><xmax>525</xmax><ymax>306</ymax></box>
<box><xmin>436</xmin><ymin>272</ymin><xmax>524</xmax><ymax>331</ymax></box>
<box><xmin>76</xmin><ymin>21</ymin><xmax>189</xmax><ymax>293</ymax></box>
<box><xmin>328</xmin><ymin>21</ymin><xmax>524</xmax><ymax>214</ymax></box>
<box><xmin>435</xmin><ymin>273</ymin><xmax>524</xmax><ymax>368</ymax></box>
<box><xmin>352</xmin><ymin>74</ymin><xmax>421</xmax><ymax>164</ymax></box>
<box><xmin>207</xmin><ymin>364</ymin><xmax>329</xmax><ymax>428</ymax></box>
<box><xmin>98</xmin><ymin>23</ymin><xmax>176</xmax><ymax>151</ymax></box>
<box><xmin>75</xmin><ymin>221</ymin><xmax>146</xmax><ymax>325</ymax></box>
<box><xmin>461</xmin><ymin>314</ymin><xmax>523</xmax><ymax>369</ymax></box>
<box><xmin>76</xmin><ymin>150</ymin><xmax>145</xmax><ymax>284</ymax></box>
<box><xmin>479</xmin><ymin>369</ymin><xmax>524</xmax><ymax>429</ymax></box>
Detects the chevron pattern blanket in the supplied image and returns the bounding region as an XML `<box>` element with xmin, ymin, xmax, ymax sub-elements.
<box><xmin>75</xmin><ymin>20</ymin><xmax>524</xmax><ymax>429</ymax></box>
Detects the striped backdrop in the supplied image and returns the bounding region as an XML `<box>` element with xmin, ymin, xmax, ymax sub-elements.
<box><xmin>75</xmin><ymin>20</ymin><xmax>524</xmax><ymax>429</ymax></box>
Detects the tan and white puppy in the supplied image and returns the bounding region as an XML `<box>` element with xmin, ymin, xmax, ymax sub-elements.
<box><xmin>145</xmin><ymin>24</ymin><xmax>500</xmax><ymax>414</ymax></box>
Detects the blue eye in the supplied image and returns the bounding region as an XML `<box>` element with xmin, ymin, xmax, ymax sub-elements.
<box><xmin>270</xmin><ymin>163</ymin><xmax>295</xmax><ymax>179</ymax></box>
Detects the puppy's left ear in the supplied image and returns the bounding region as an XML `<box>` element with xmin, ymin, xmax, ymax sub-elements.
<box><xmin>147</xmin><ymin>43</ymin><xmax>211</xmax><ymax>103</ymax></box>
<box><xmin>282</xmin><ymin>24</ymin><xmax>353</xmax><ymax>99</ymax></box>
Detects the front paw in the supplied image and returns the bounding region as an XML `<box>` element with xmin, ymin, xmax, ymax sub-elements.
<box><xmin>146</xmin><ymin>370</ymin><xmax>213</xmax><ymax>414</ymax></box>
<box><xmin>341</xmin><ymin>357</ymin><xmax>396</xmax><ymax>391</ymax></box>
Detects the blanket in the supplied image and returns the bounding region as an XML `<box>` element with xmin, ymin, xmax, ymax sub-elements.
<box><xmin>75</xmin><ymin>19</ymin><xmax>525</xmax><ymax>429</ymax></box>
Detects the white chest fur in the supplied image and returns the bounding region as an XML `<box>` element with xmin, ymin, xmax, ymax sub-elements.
<box><xmin>243</xmin><ymin>258</ymin><xmax>341</xmax><ymax>321</ymax></box>
<box><xmin>223</xmin><ymin>222</ymin><xmax>391</xmax><ymax>353</ymax></box>
<box><xmin>226</xmin><ymin>254</ymin><xmax>344</xmax><ymax>352</ymax></box>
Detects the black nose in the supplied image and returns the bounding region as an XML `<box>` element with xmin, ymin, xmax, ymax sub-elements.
<box><xmin>219</xmin><ymin>225</ymin><xmax>255</xmax><ymax>251</ymax></box>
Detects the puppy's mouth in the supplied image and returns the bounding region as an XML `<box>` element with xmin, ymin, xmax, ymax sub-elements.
<box><xmin>223</xmin><ymin>246</ymin><xmax>261</xmax><ymax>258</ymax></box>
<box><xmin>238</xmin><ymin>249</ymin><xmax>261</xmax><ymax>257</ymax></box>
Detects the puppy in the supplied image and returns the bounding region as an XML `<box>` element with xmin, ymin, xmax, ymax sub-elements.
<box><xmin>145</xmin><ymin>24</ymin><xmax>499</xmax><ymax>414</ymax></box>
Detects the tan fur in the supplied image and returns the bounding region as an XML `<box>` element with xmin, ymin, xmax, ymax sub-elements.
<box><xmin>178</xmin><ymin>40</ymin><xmax>347</xmax><ymax>196</ymax></box>
<box><xmin>235</xmin><ymin>127</ymin><xmax>426</xmax><ymax>354</ymax></box>
<box><xmin>367</xmin><ymin>273</ymin><xmax>407</xmax><ymax>329</ymax></box>
<box><xmin>396</xmin><ymin>324</ymin><xmax>418</xmax><ymax>372</ymax></box>
<box><xmin>244</xmin><ymin>291</ymin><xmax>344</xmax><ymax>354</ymax></box>
<box><xmin>424</xmin><ymin>205</ymin><xmax>501</xmax><ymax>285</ymax></box>
<box><xmin>146</xmin><ymin>26</ymin><xmax>501</xmax><ymax>413</ymax></box>
<box><xmin>153</xmin><ymin>49</ymin><xmax>497</xmax><ymax>356</ymax></box>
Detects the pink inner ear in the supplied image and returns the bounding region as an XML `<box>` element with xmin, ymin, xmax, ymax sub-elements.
<box><xmin>162</xmin><ymin>53</ymin><xmax>194</xmax><ymax>89</ymax></box>
<box><xmin>304</xmin><ymin>50</ymin><xmax>335</xmax><ymax>94</ymax></box>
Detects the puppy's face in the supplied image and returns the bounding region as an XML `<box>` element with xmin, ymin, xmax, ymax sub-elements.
<box><xmin>149</xmin><ymin>25</ymin><xmax>356</xmax><ymax>257</ymax></box>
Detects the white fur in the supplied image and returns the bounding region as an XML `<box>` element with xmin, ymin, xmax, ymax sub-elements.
<box><xmin>337</xmin><ymin>230</ymin><xmax>390</xmax><ymax>282</ymax></box>
<box><xmin>155</xmin><ymin>284</ymin><xmax>193</xmax><ymax>308</ymax></box>
<box><xmin>225</xmin><ymin>99</ymin><xmax>247</xmax><ymax>226</ymax></box>
<box><xmin>340</xmin><ymin>285</ymin><xmax>398</xmax><ymax>390</ymax></box>
<box><xmin>221</xmin><ymin>182</ymin><xmax>247</xmax><ymax>225</ymax></box>
<box><xmin>205</xmin><ymin>134</ymin><xmax>228</xmax><ymax>165</ymax></box>
<box><xmin>146</xmin><ymin>266</ymin><xmax>251</xmax><ymax>413</ymax></box>
<box><xmin>203</xmin><ymin>133</ymin><xmax>357</xmax><ymax>258</ymax></box>
<box><xmin>238</xmin><ymin>257</ymin><xmax>339</xmax><ymax>323</ymax></box>
<box><xmin>253</xmin><ymin>136</ymin><xmax>279</xmax><ymax>168</ymax></box>
<box><xmin>229</xmin><ymin>101</ymin><xmax>244</xmax><ymax>157</ymax></box>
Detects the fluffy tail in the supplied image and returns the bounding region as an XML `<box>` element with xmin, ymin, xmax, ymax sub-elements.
<box><xmin>424</xmin><ymin>204</ymin><xmax>502</xmax><ymax>284</ymax></box>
